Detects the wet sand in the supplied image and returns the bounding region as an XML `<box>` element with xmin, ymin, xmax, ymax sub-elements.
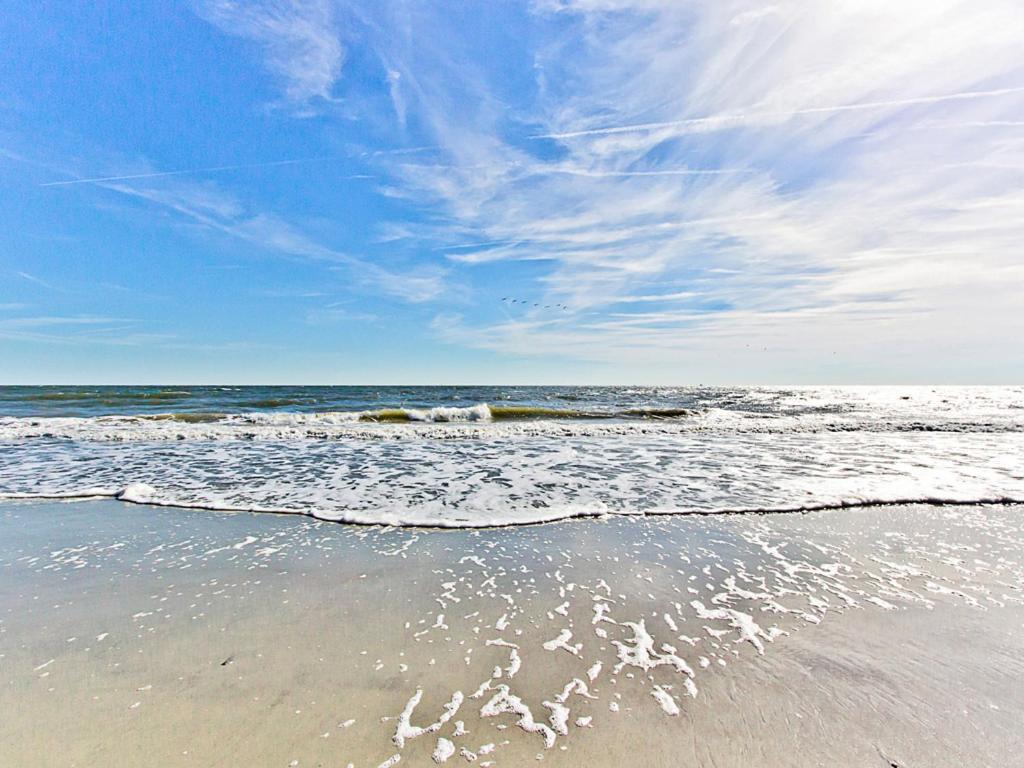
<box><xmin>1</xmin><ymin>500</ymin><xmax>1022</xmax><ymax>767</ymax></box>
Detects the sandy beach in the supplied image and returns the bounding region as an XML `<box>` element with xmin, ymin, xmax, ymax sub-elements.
<box><xmin>2</xmin><ymin>500</ymin><xmax>1022</xmax><ymax>767</ymax></box>
<box><xmin>6</xmin><ymin>0</ymin><xmax>1024</xmax><ymax>761</ymax></box>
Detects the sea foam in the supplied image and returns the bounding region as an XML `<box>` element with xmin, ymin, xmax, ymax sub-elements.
<box><xmin>1</xmin><ymin>430</ymin><xmax>1022</xmax><ymax>527</ymax></box>
<box><xmin>2</xmin><ymin>387</ymin><xmax>1023</xmax><ymax>527</ymax></box>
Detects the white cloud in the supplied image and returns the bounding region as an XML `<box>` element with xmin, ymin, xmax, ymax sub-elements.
<box><xmin>0</xmin><ymin>315</ymin><xmax>133</xmax><ymax>328</ymax></box>
<box><xmin>38</xmin><ymin>158</ymin><xmax>332</xmax><ymax>187</ymax></box>
<box><xmin>305</xmin><ymin>303</ymin><xmax>379</xmax><ymax>324</ymax></box>
<box><xmin>50</xmin><ymin>1</ymin><xmax>1023</xmax><ymax>378</ymax></box>
<box><xmin>352</xmin><ymin>0</ymin><xmax>1024</xmax><ymax>377</ymax></box>
<box><xmin>95</xmin><ymin>174</ymin><xmax>446</xmax><ymax>304</ymax></box>
<box><xmin>536</xmin><ymin>86</ymin><xmax>1024</xmax><ymax>140</ymax></box>
<box><xmin>16</xmin><ymin>271</ymin><xmax>60</xmax><ymax>291</ymax></box>
<box><xmin>386</xmin><ymin>69</ymin><xmax>407</xmax><ymax>128</ymax></box>
<box><xmin>195</xmin><ymin>0</ymin><xmax>344</xmax><ymax>106</ymax></box>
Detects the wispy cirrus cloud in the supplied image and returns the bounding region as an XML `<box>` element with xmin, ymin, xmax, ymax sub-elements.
<box><xmin>0</xmin><ymin>314</ymin><xmax>152</xmax><ymax>346</ymax></box>
<box><xmin>92</xmin><ymin>172</ymin><xmax>447</xmax><ymax>304</ymax></box>
<box><xmin>0</xmin><ymin>315</ymin><xmax>133</xmax><ymax>328</ymax></box>
<box><xmin>15</xmin><ymin>0</ymin><xmax>1024</xmax><ymax>379</ymax></box>
<box><xmin>325</xmin><ymin>0</ymin><xmax>1024</xmax><ymax>374</ymax></box>
<box><xmin>305</xmin><ymin>302</ymin><xmax>378</xmax><ymax>325</ymax></box>
<box><xmin>194</xmin><ymin>0</ymin><xmax>344</xmax><ymax>108</ymax></box>
<box><xmin>535</xmin><ymin>85</ymin><xmax>1024</xmax><ymax>140</ymax></box>
<box><xmin>38</xmin><ymin>157</ymin><xmax>344</xmax><ymax>187</ymax></box>
<box><xmin>16</xmin><ymin>271</ymin><xmax>61</xmax><ymax>291</ymax></box>
<box><xmin>0</xmin><ymin>313</ymin><xmax>279</xmax><ymax>353</ymax></box>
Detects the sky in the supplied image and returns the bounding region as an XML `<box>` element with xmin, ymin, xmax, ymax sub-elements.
<box><xmin>1</xmin><ymin>0</ymin><xmax>1023</xmax><ymax>384</ymax></box>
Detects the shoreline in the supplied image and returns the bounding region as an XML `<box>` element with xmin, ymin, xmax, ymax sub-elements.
<box><xmin>2</xmin><ymin>500</ymin><xmax>1023</xmax><ymax>766</ymax></box>
<box><xmin>2</xmin><ymin>492</ymin><xmax>1023</xmax><ymax>530</ymax></box>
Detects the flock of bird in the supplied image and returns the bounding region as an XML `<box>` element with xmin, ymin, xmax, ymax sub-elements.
<box><xmin>500</xmin><ymin>297</ymin><xmax>570</xmax><ymax>311</ymax></box>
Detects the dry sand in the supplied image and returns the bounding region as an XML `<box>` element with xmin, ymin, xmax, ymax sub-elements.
<box><xmin>1</xmin><ymin>500</ymin><xmax>1022</xmax><ymax>767</ymax></box>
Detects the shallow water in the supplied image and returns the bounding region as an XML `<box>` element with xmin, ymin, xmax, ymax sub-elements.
<box><xmin>1</xmin><ymin>386</ymin><xmax>1022</xmax><ymax>526</ymax></box>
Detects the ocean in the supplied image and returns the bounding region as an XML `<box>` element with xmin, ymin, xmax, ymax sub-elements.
<box><xmin>1</xmin><ymin>385</ymin><xmax>1022</xmax><ymax>526</ymax></box>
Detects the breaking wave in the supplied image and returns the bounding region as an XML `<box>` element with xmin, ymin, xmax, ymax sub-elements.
<box><xmin>1</xmin><ymin>403</ymin><xmax>1021</xmax><ymax>443</ymax></box>
<box><xmin>145</xmin><ymin>403</ymin><xmax>689</xmax><ymax>424</ymax></box>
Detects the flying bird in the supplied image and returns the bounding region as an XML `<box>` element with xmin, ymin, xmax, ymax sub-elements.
<box><xmin>498</xmin><ymin>296</ymin><xmax>571</xmax><ymax>311</ymax></box>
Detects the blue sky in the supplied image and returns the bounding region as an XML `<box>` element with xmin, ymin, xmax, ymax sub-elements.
<box><xmin>2</xmin><ymin>0</ymin><xmax>1023</xmax><ymax>384</ymax></box>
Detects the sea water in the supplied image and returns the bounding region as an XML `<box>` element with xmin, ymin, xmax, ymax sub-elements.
<box><xmin>1</xmin><ymin>385</ymin><xmax>1021</xmax><ymax>526</ymax></box>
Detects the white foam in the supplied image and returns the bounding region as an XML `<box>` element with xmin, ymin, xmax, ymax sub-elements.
<box><xmin>117</xmin><ymin>483</ymin><xmax>158</xmax><ymax>504</ymax></box>
<box><xmin>485</xmin><ymin>639</ymin><xmax>521</xmax><ymax>678</ymax></box>
<box><xmin>393</xmin><ymin>689</ymin><xmax>464</xmax><ymax>749</ymax></box>
<box><xmin>432</xmin><ymin>738</ymin><xmax>456</xmax><ymax>764</ymax></box>
<box><xmin>612</xmin><ymin>620</ymin><xmax>695</xmax><ymax>677</ymax></box>
<box><xmin>542</xmin><ymin>629</ymin><xmax>581</xmax><ymax>656</ymax></box>
<box><xmin>543</xmin><ymin>701</ymin><xmax>570</xmax><ymax>736</ymax></box>
<box><xmin>691</xmin><ymin>600</ymin><xmax>772</xmax><ymax>654</ymax></box>
<box><xmin>480</xmin><ymin>685</ymin><xmax>556</xmax><ymax>749</ymax></box>
<box><xmin>651</xmin><ymin>686</ymin><xmax>680</xmax><ymax>716</ymax></box>
<box><xmin>3</xmin><ymin>398</ymin><xmax>1023</xmax><ymax>529</ymax></box>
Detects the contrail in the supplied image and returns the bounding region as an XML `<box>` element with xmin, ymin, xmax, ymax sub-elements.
<box><xmin>39</xmin><ymin>157</ymin><xmax>341</xmax><ymax>187</ymax></box>
<box><xmin>546</xmin><ymin>168</ymin><xmax>752</xmax><ymax>177</ymax></box>
<box><xmin>536</xmin><ymin>85</ymin><xmax>1024</xmax><ymax>140</ymax></box>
